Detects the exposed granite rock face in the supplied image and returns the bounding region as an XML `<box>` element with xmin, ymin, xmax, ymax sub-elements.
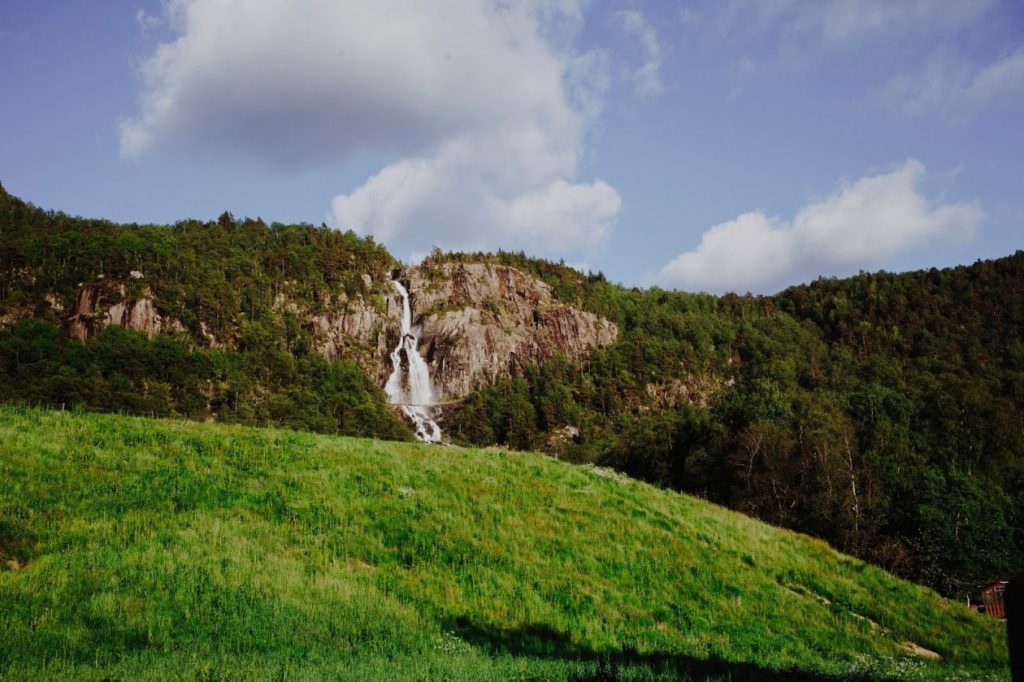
<box><xmin>65</xmin><ymin>282</ymin><xmax>182</xmax><ymax>341</ymax></box>
<box><xmin>309</xmin><ymin>294</ymin><xmax>399</xmax><ymax>386</ymax></box>
<box><xmin>58</xmin><ymin>263</ymin><xmax>616</xmax><ymax>402</ymax></box>
<box><xmin>106</xmin><ymin>298</ymin><xmax>161</xmax><ymax>336</ymax></box>
<box><xmin>402</xmin><ymin>263</ymin><xmax>618</xmax><ymax>400</ymax></box>
<box><xmin>308</xmin><ymin>262</ymin><xmax>618</xmax><ymax>400</ymax></box>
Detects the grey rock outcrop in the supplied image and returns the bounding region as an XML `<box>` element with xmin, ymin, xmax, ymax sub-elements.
<box><xmin>59</xmin><ymin>262</ymin><xmax>617</xmax><ymax>402</ymax></box>
<box><xmin>310</xmin><ymin>295</ymin><xmax>398</xmax><ymax>385</ymax></box>
<box><xmin>402</xmin><ymin>263</ymin><xmax>618</xmax><ymax>400</ymax></box>
<box><xmin>66</xmin><ymin>282</ymin><xmax>182</xmax><ymax>341</ymax></box>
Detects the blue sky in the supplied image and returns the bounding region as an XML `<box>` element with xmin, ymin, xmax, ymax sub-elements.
<box><xmin>1</xmin><ymin>0</ymin><xmax>1022</xmax><ymax>293</ymax></box>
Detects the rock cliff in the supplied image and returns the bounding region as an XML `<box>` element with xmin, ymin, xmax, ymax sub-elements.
<box><xmin>309</xmin><ymin>293</ymin><xmax>396</xmax><ymax>386</ymax></box>
<box><xmin>65</xmin><ymin>281</ymin><xmax>184</xmax><ymax>341</ymax></box>
<box><xmin>402</xmin><ymin>262</ymin><xmax>618</xmax><ymax>400</ymax></box>
<box><xmin>56</xmin><ymin>262</ymin><xmax>617</xmax><ymax>402</ymax></box>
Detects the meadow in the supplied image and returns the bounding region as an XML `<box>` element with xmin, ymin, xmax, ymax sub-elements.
<box><xmin>0</xmin><ymin>406</ymin><xmax>1010</xmax><ymax>680</ymax></box>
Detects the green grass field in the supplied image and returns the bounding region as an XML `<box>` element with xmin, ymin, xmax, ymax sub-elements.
<box><xmin>0</xmin><ymin>406</ymin><xmax>1009</xmax><ymax>680</ymax></box>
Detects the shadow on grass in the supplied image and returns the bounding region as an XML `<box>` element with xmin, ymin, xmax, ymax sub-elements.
<box><xmin>444</xmin><ymin>617</ymin><xmax>895</xmax><ymax>682</ymax></box>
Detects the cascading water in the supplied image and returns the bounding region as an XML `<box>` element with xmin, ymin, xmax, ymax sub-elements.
<box><xmin>384</xmin><ymin>278</ymin><xmax>443</xmax><ymax>443</ymax></box>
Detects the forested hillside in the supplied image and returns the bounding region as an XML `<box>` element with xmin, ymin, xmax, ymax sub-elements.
<box><xmin>1</xmin><ymin>186</ymin><xmax>1021</xmax><ymax>600</ymax></box>
<box><xmin>0</xmin><ymin>184</ymin><xmax>410</xmax><ymax>440</ymax></box>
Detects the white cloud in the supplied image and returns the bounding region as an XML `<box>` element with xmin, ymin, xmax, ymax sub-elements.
<box><xmin>123</xmin><ymin>0</ymin><xmax>620</xmax><ymax>261</ymax></box>
<box><xmin>565</xmin><ymin>48</ymin><xmax>613</xmax><ymax>122</ymax></box>
<box><xmin>654</xmin><ymin>160</ymin><xmax>984</xmax><ymax>294</ymax></box>
<box><xmin>697</xmin><ymin>0</ymin><xmax>999</xmax><ymax>88</ymax></box>
<box><xmin>612</xmin><ymin>10</ymin><xmax>664</xmax><ymax>96</ymax></box>
<box><xmin>123</xmin><ymin>0</ymin><xmax>580</xmax><ymax>163</ymax></box>
<box><xmin>701</xmin><ymin>0</ymin><xmax>1018</xmax><ymax>119</ymax></box>
<box><xmin>967</xmin><ymin>51</ymin><xmax>1024</xmax><ymax>102</ymax></box>
<box><xmin>801</xmin><ymin>0</ymin><xmax>995</xmax><ymax>45</ymax></box>
<box><xmin>330</xmin><ymin>132</ymin><xmax>621</xmax><ymax>257</ymax></box>
<box><xmin>884</xmin><ymin>50</ymin><xmax>1024</xmax><ymax>116</ymax></box>
<box><xmin>134</xmin><ymin>9</ymin><xmax>164</xmax><ymax>34</ymax></box>
<box><xmin>711</xmin><ymin>0</ymin><xmax>996</xmax><ymax>46</ymax></box>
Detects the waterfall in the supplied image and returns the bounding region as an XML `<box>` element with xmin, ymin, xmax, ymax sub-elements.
<box><xmin>384</xmin><ymin>278</ymin><xmax>442</xmax><ymax>443</ymax></box>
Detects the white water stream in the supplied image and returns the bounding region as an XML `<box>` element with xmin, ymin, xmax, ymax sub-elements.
<box><xmin>384</xmin><ymin>279</ymin><xmax>442</xmax><ymax>443</ymax></box>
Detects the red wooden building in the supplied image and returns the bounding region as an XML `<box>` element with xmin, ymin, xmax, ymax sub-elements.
<box><xmin>979</xmin><ymin>580</ymin><xmax>1007</xmax><ymax>619</ymax></box>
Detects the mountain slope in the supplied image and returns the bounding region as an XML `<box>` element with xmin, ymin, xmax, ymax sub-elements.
<box><xmin>0</xmin><ymin>407</ymin><xmax>1008</xmax><ymax>680</ymax></box>
<box><xmin>1</xmin><ymin>187</ymin><xmax>1021</xmax><ymax>600</ymax></box>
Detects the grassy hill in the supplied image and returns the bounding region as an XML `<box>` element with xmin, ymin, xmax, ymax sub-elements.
<box><xmin>0</xmin><ymin>407</ymin><xmax>1009</xmax><ymax>680</ymax></box>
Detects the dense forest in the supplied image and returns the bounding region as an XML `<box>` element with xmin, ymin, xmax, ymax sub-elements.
<box><xmin>1</xmin><ymin>184</ymin><xmax>1021</xmax><ymax>600</ymax></box>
